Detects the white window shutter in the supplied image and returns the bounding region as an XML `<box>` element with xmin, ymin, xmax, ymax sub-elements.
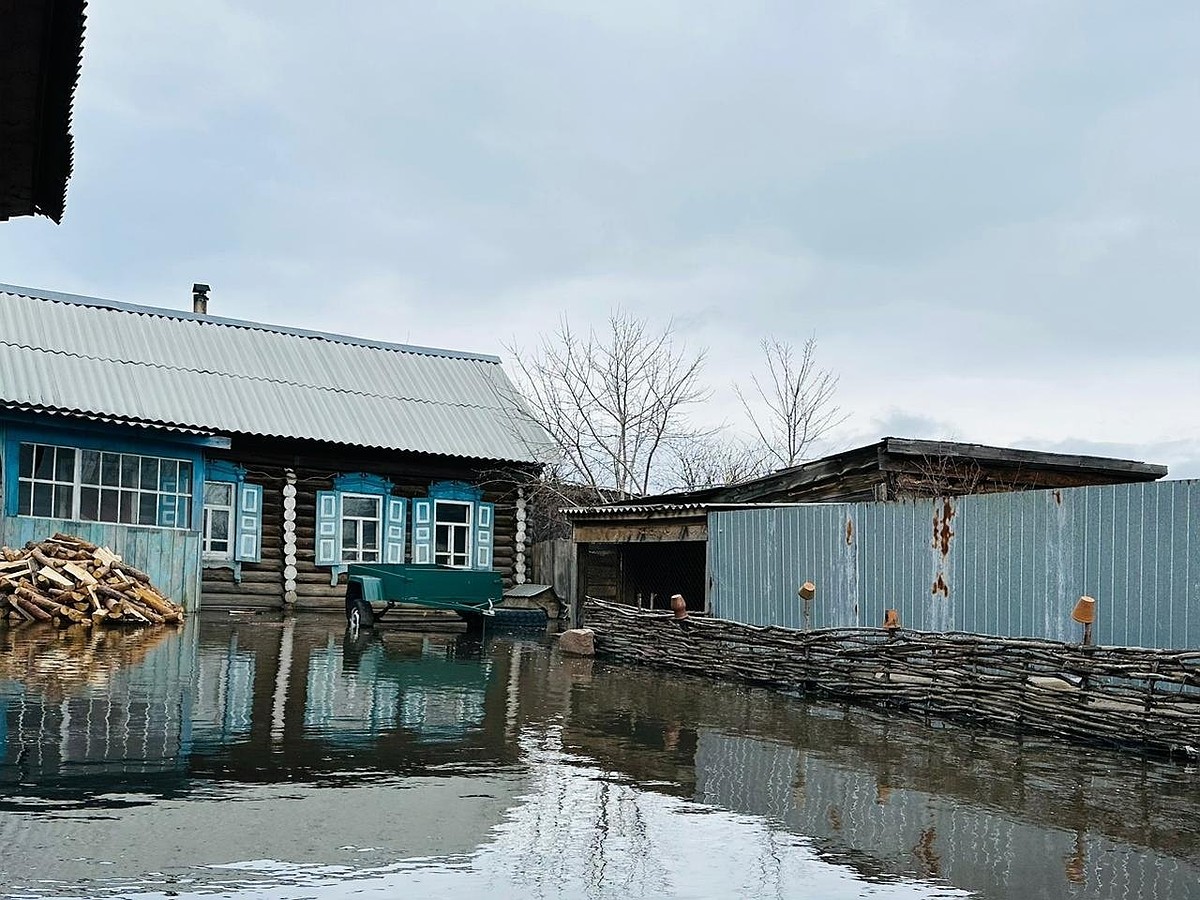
<box><xmin>384</xmin><ymin>496</ymin><xmax>407</xmax><ymax>564</ymax></box>
<box><xmin>412</xmin><ymin>498</ymin><xmax>433</xmax><ymax>564</ymax></box>
<box><xmin>234</xmin><ymin>483</ymin><xmax>263</xmax><ymax>563</ymax></box>
<box><xmin>474</xmin><ymin>501</ymin><xmax>494</xmax><ymax>570</ymax></box>
<box><xmin>315</xmin><ymin>490</ymin><xmax>340</xmax><ymax>566</ymax></box>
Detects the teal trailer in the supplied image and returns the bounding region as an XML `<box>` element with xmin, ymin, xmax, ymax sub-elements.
<box><xmin>345</xmin><ymin>563</ymin><xmax>503</xmax><ymax>632</ymax></box>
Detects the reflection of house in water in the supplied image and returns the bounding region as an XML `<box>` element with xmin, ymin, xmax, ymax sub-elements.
<box><xmin>0</xmin><ymin>619</ymin><xmax>536</xmax><ymax>891</ymax></box>
<box><xmin>304</xmin><ymin>632</ymin><xmax>492</xmax><ymax>746</ymax></box>
<box><xmin>191</xmin><ymin>634</ymin><xmax>256</xmax><ymax>748</ymax></box>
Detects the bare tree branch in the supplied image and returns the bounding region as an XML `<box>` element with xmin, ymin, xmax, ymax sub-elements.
<box><xmin>735</xmin><ymin>336</ymin><xmax>844</xmax><ymax>469</ymax></box>
<box><xmin>505</xmin><ymin>310</ymin><xmax>709</xmax><ymax>499</ymax></box>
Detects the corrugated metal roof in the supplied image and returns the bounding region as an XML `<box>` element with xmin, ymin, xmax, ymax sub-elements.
<box><xmin>562</xmin><ymin>502</ymin><xmax>810</xmax><ymax>517</ymax></box>
<box><xmin>0</xmin><ymin>285</ymin><xmax>548</xmax><ymax>462</ymax></box>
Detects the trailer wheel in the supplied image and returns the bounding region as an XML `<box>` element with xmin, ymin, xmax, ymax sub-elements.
<box><xmin>347</xmin><ymin>597</ymin><xmax>374</xmax><ymax>636</ymax></box>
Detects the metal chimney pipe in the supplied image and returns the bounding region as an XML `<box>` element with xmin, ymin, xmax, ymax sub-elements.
<box><xmin>192</xmin><ymin>283</ymin><xmax>210</xmax><ymax>315</ymax></box>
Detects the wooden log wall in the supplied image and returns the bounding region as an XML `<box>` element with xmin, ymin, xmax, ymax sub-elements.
<box><xmin>584</xmin><ymin>599</ymin><xmax>1200</xmax><ymax>759</ymax></box>
<box><xmin>202</xmin><ymin>436</ymin><xmax>536</xmax><ymax>612</ymax></box>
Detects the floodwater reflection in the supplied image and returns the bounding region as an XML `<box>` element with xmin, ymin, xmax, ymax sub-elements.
<box><xmin>0</xmin><ymin>614</ymin><xmax>1197</xmax><ymax>899</ymax></box>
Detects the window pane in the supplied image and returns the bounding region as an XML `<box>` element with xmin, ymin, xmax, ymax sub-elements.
<box><xmin>362</xmin><ymin>549</ymin><xmax>379</xmax><ymax>563</ymax></box>
<box><xmin>160</xmin><ymin>462</ymin><xmax>178</xmax><ymax>492</ymax></box>
<box><xmin>33</xmin><ymin>483</ymin><xmax>53</xmax><ymax>516</ymax></box>
<box><xmin>362</xmin><ymin>520</ymin><xmax>378</xmax><ymax>549</ymax></box>
<box><xmin>179</xmin><ymin>461</ymin><xmax>192</xmax><ymax>487</ymax></box>
<box><xmin>342</xmin><ymin>519</ymin><xmax>358</xmax><ymax>548</ymax></box>
<box><xmin>139</xmin><ymin>493</ymin><xmax>158</xmax><ymax>525</ymax></box>
<box><xmin>120</xmin><ymin>455</ymin><xmax>139</xmax><ymax>488</ymax></box>
<box><xmin>101</xmin><ymin>454</ymin><xmax>120</xmax><ymax>486</ymax></box>
<box><xmin>435</xmin><ymin>525</ymin><xmax>449</xmax><ymax>554</ymax></box>
<box><xmin>100</xmin><ymin>489</ymin><xmax>119</xmax><ymax>522</ymax></box>
<box><xmin>34</xmin><ymin>446</ymin><xmax>54</xmax><ymax>480</ymax></box>
<box><xmin>177</xmin><ymin>497</ymin><xmax>190</xmax><ymax>528</ymax></box>
<box><xmin>55</xmin><ymin>448</ymin><xmax>76</xmax><ymax>482</ymax></box>
<box><xmin>204</xmin><ymin>482</ymin><xmax>234</xmax><ymax>506</ymax></box>
<box><xmin>80</xmin><ymin>487</ymin><xmax>100</xmax><ymax>521</ymax></box>
<box><xmin>80</xmin><ymin>450</ymin><xmax>100</xmax><ymax>486</ymax></box>
<box><xmin>452</xmin><ymin>527</ymin><xmax>469</xmax><ymax>554</ymax></box>
<box><xmin>342</xmin><ymin>496</ymin><xmax>378</xmax><ymax>518</ymax></box>
<box><xmin>141</xmin><ymin>458</ymin><xmax>159</xmax><ymax>490</ymax></box>
<box><xmin>120</xmin><ymin>491</ymin><xmax>137</xmax><ymax>524</ymax></box>
<box><xmin>212</xmin><ymin>510</ymin><xmax>230</xmax><ymax>541</ymax></box>
<box><xmin>437</xmin><ymin>503</ymin><xmax>469</xmax><ymax>524</ymax></box>
<box><xmin>210</xmin><ymin>538</ymin><xmax>229</xmax><ymax>554</ymax></box>
<box><xmin>17</xmin><ymin>481</ymin><xmax>31</xmax><ymax>515</ymax></box>
<box><xmin>19</xmin><ymin>443</ymin><xmax>33</xmax><ymax>478</ymax></box>
<box><xmin>54</xmin><ymin>485</ymin><xmax>73</xmax><ymax>519</ymax></box>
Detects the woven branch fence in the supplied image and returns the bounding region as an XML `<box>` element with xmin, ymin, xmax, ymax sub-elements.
<box><xmin>584</xmin><ymin>599</ymin><xmax>1200</xmax><ymax>759</ymax></box>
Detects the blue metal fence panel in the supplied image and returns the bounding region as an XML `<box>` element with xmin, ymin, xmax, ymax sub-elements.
<box><xmin>708</xmin><ymin>479</ymin><xmax>1200</xmax><ymax>649</ymax></box>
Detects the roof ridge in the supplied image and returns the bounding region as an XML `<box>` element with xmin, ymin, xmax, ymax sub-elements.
<box><xmin>0</xmin><ymin>282</ymin><xmax>502</xmax><ymax>364</ymax></box>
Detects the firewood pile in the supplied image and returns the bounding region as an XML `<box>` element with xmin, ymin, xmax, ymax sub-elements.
<box><xmin>0</xmin><ymin>533</ymin><xmax>183</xmax><ymax>627</ymax></box>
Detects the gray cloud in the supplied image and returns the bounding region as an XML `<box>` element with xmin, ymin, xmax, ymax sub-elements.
<box><xmin>1</xmin><ymin>1</ymin><xmax>1196</xmax><ymax>479</ymax></box>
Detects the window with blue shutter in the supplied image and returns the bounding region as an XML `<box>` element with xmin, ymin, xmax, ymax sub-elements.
<box><xmin>236</xmin><ymin>483</ymin><xmax>263</xmax><ymax>563</ymax></box>
<box><xmin>315</xmin><ymin>474</ymin><xmax>399</xmax><ymax>584</ymax></box>
<box><xmin>422</xmin><ymin>481</ymin><xmax>495</xmax><ymax>572</ymax></box>
<box><xmin>474</xmin><ymin>501</ymin><xmax>494</xmax><ymax>570</ymax></box>
<box><xmin>315</xmin><ymin>490</ymin><xmax>340</xmax><ymax>566</ymax></box>
<box><xmin>412</xmin><ymin>498</ymin><xmax>433</xmax><ymax>564</ymax></box>
<box><xmin>202</xmin><ymin>461</ymin><xmax>264</xmax><ymax>581</ymax></box>
<box><xmin>384</xmin><ymin>496</ymin><xmax>407</xmax><ymax>564</ymax></box>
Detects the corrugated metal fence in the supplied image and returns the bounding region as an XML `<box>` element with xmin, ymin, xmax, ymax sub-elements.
<box><xmin>707</xmin><ymin>479</ymin><xmax>1200</xmax><ymax>649</ymax></box>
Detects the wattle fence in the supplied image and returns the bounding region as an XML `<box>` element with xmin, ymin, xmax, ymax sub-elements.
<box><xmin>584</xmin><ymin>600</ymin><xmax>1200</xmax><ymax>758</ymax></box>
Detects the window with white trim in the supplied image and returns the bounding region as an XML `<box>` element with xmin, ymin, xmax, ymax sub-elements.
<box><xmin>17</xmin><ymin>443</ymin><xmax>193</xmax><ymax>528</ymax></box>
<box><xmin>340</xmin><ymin>493</ymin><xmax>381</xmax><ymax>563</ymax></box>
<box><xmin>434</xmin><ymin>500</ymin><xmax>473</xmax><ymax>568</ymax></box>
<box><xmin>202</xmin><ymin>481</ymin><xmax>236</xmax><ymax>559</ymax></box>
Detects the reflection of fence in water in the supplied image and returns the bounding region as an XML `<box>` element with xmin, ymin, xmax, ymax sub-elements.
<box><xmin>695</xmin><ymin>728</ymin><xmax>1200</xmax><ymax>899</ymax></box>
<box><xmin>588</xmin><ymin>601</ymin><xmax>1200</xmax><ymax>757</ymax></box>
<box><xmin>0</xmin><ymin>624</ymin><xmax>191</xmax><ymax>780</ymax></box>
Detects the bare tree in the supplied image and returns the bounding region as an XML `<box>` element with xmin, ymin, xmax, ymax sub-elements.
<box><xmin>506</xmin><ymin>310</ymin><xmax>708</xmax><ymax>499</ymax></box>
<box><xmin>735</xmin><ymin>336</ymin><xmax>843</xmax><ymax>469</ymax></box>
<box><xmin>667</xmin><ymin>435</ymin><xmax>769</xmax><ymax>492</ymax></box>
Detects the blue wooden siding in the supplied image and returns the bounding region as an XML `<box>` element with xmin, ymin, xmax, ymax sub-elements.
<box><xmin>0</xmin><ymin>516</ymin><xmax>202</xmax><ymax>612</ymax></box>
<box><xmin>708</xmin><ymin>479</ymin><xmax>1200</xmax><ymax>649</ymax></box>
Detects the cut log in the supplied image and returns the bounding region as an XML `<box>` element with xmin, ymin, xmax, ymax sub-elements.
<box><xmin>62</xmin><ymin>562</ymin><xmax>98</xmax><ymax>586</ymax></box>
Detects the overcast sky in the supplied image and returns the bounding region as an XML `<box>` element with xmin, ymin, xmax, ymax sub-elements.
<box><xmin>3</xmin><ymin>2</ymin><xmax>1197</xmax><ymax>476</ymax></box>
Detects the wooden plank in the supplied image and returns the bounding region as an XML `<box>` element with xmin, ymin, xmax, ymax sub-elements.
<box><xmin>574</xmin><ymin>522</ymin><xmax>707</xmax><ymax>543</ymax></box>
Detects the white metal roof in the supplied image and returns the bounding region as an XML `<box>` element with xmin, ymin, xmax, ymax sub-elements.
<box><xmin>0</xmin><ymin>284</ymin><xmax>547</xmax><ymax>463</ymax></box>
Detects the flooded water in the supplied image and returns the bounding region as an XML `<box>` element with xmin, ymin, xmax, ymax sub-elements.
<box><xmin>0</xmin><ymin>615</ymin><xmax>1197</xmax><ymax>899</ymax></box>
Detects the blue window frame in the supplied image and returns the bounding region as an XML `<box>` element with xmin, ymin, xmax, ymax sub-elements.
<box><xmin>315</xmin><ymin>473</ymin><xmax>407</xmax><ymax>583</ymax></box>
<box><xmin>412</xmin><ymin>481</ymin><xmax>494</xmax><ymax>571</ymax></box>
<box><xmin>10</xmin><ymin>441</ymin><xmax>196</xmax><ymax>529</ymax></box>
<box><xmin>203</xmin><ymin>460</ymin><xmax>263</xmax><ymax>566</ymax></box>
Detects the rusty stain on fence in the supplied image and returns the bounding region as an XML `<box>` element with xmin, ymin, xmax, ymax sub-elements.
<box><xmin>932</xmin><ymin>498</ymin><xmax>955</xmax><ymax>556</ymax></box>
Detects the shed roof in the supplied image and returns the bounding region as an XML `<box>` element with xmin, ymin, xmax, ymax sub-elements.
<box><xmin>595</xmin><ymin>436</ymin><xmax>1168</xmax><ymax>510</ymax></box>
<box><xmin>0</xmin><ymin>284</ymin><xmax>548</xmax><ymax>463</ymax></box>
